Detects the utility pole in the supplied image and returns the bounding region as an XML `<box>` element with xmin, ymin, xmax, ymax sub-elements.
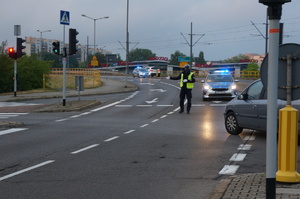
<box><xmin>181</xmin><ymin>22</ymin><xmax>205</xmax><ymax>67</ymax></box>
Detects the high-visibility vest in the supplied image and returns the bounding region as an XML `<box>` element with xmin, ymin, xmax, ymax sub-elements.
<box><xmin>180</xmin><ymin>72</ymin><xmax>194</xmax><ymax>89</ymax></box>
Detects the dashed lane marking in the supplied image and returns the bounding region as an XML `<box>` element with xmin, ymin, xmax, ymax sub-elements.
<box><xmin>238</xmin><ymin>144</ymin><xmax>252</xmax><ymax>150</ymax></box>
<box><xmin>229</xmin><ymin>153</ymin><xmax>247</xmax><ymax>161</ymax></box>
<box><xmin>71</xmin><ymin>144</ymin><xmax>99</xmax><ymax>154</ymax></box>
<box><xmin>219</xmin><ymin>165</ymin><xmax>240</xmax><ymax>175</ymax></box>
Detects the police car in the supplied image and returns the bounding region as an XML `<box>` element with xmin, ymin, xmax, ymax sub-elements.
<box><xmin>201</xmin><ymin>70</ymin><xmax>239</xmax><ymax>101</ymax></box>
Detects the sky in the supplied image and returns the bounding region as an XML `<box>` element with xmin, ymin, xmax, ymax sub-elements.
<box><xmin>1</xmin><ymin>0</ymin><xmax>300</xmax><ymax>61</ymax></box>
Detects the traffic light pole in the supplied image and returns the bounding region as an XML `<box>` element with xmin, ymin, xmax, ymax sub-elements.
<box><xmin>13</xmin><ymin>59</ymin><xmax>17</xmax><ymax>97</ymax></box>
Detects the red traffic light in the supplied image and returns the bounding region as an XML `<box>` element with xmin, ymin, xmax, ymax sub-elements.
<box><xmin>7</xmin><ymin>47</ymin><xmax>16</xmax><ymax>59</ymax></box>
<box><xmin>8</xmin><ymin>47</ymin><xmax>15</xmax><ymax>53</ymax></box>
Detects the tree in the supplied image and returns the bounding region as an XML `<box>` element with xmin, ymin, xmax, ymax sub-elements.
<box><xmin>243</xmin><ymin>62</ymin><xmax>259</xmax><ymax>71</ymax></box>
<box><xmin>0</xmin><ymin>54</ymin><xmax>51</xmax><ymax>92</ymax></box>
<box><xmin>169</xmin><ymin>50</ymin><xmax>186</xmax><ymax>65</ymax></box>
<box><xmin>223</xmin><ymin>54</ymin><xmax>250</xmax><ymax>63</ymax></box>
<box><xmin>128</xmin><ymin>48</ymin><xmax>156</xmax><ymax>62</ymax></box>
<box><xmin>195</xmin><ymin>51</ymin><xmax>206</xmax><ymax>64</ymax></box>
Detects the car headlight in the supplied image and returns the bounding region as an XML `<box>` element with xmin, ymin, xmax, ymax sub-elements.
<box><xmin>203</xmin><ymin>84</ymin><xmax>211</xmax><ymax>90</ymax></box>
<box><xmin>231</xmin><ymin>84</ymin><xmax>237</xmax><ymax>90</ymax></box>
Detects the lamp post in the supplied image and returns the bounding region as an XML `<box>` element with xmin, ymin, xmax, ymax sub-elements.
<box><xmin>37</xmin><ymin>29</ymin><xmax>51</xmax><ymax>57</ymax></box>
<box><xmin>81</xmin><ymin>14</ymin><xmax>109</xmax><ymax>55</ymax></box>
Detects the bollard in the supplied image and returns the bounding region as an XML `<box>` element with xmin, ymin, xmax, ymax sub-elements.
<box><xmin>276</xmin><ymin>105</ymin><xmax>300</xmax><ymax>183</ymax></box>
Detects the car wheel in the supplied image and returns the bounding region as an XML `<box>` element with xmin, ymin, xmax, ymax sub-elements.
<box><xmin>225</xmin><ymin>112</ymin><xmax>243</xmax><ymax>135</ymax></box>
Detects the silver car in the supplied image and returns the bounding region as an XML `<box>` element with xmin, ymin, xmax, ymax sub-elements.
<box><xmin>132</xmin><ymin>68</ymin><xmax>149</xmax><ymax>78</ymax></box>
<box><xmin>224</xmin><ymin>79</ymin><xmax>300</xmax><ymax>135</ymax></box>
<box><xmin>201</xmin><ymin>73</ymin><xmax>238</xmax><ymax>101</ymax></box>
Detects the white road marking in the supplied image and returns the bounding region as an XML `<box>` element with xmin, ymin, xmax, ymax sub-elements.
<box><xmin>0</xmin><ymin>128</ymin><xmax>28</xmax><ymax>136</ymax></box>
<box><xmin>229</xmin><ymin>153</ymin><xmax>247</xmax><ymax>161</ymax></box>
<box><xmin>0</xmin><ymin>113</ymin><xmax>28</xmax><ymax>119</ymax></box>
<box><xmin>157</xmin><ymin>105</ymin><xmax>173</xmax><ymax>107</ymax></box>
<box><xmin>140</xmin><ymin>124</ymin><xmax>149</xmax><ymax>128</ymax></box>
<box><xmin>71</xmin><ymin>144</ymin><xmax>99</xmax><ymax>154</ymax></box>
<box><xmin>0</xmin><ymin>160</ymin><xmax>55</xmax><ymax>181</ymax></box>
<box><xmin>137</xmin><ymin>105</ymin><xmax>152</xmax><ymax>107</ymax></box>
<box><xmin>244</xmin><ymin>135</ymin><xmax>256</xmax><ymax>141</ymax></box>
<box><xmin>124</xmin><ymin>130</ymin><xmax>135</xmax><ymax>134</ymax></box>
<box><xmin>210</xmin><ymin>104</ymin><xmax>226</xmax><ymax>107</ymax></box>
<box><xmin>192</xmin><ymin>104</ymin><xmax>205</xmax><ymax>107</ymax></box>
<box><xmin>160</xmin><ymin>115</ymin><xmax>167</xmax><ymax>118</ymax></box>
<box><xmin>115</xmin><ymin>105</ymin><xmax>132</xmax><ymax>107</ymax></box>
<box><xmin>0</xmin><ymin>102</ymin><xmax>39</xmax><ymax>107</ymax></box>
<box><xmin>55</xmin><ymin>118</ymin><xmax>69</xmax><ymax>122</ymax></box>
<box><xmin>104</xmin><ymin>136</ymin><xmax>119</xmax><ymax>142</ymax></box>
<box><xmin>219</xmin><ymin>165</ymin><xmax>239</xmax><ymax>175</ymax></box>
<box><xmin>151</xmin><ymin>119</ymin><xmax>159</xmax><ymax>123</ymax></box>
<box><xmin>238</xmin><ymin>144</ymin><xmax>252</xmax><ymax>150</ymax></box>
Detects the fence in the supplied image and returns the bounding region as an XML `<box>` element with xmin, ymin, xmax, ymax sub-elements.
<box><xmin>43</xmin><ymin>68</ymin><xmax>101</xmax><ymax>89</ymax></box>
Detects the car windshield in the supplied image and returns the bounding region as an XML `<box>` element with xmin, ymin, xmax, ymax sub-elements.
<box><xmin>139</xmin><ymin>69</ymin><xmax>148</xmax><ymax>72</ymax></box>
<box><xmin>206</xmin><ymin>75</ymin><xmax>233</xmax><ymax>83</ymax></box>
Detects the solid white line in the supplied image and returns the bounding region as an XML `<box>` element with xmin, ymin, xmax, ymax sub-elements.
<box><xmin>151</xmin><ymin>119</ymin><xmax>159</xmax><ymax>123</ymax></box>
<box><xmin>71</xmin><ymin>144</ymin><xmax>99</xmax><ymax>154</ymax></box>
<box><xmin>0</xmin><ymin>128</ymin><xmax>28</xmax><ymax>136</ymax></box>
<box><xmin>140</xmin><ymin>124</ymin><xmax>149</xmax><ymax>128</ymax></box>
<box><xmin>219</xmin><ymin>165</ymin><xmax>239</xmax><ymax>175</ymax></box>
<box><xmin>70</xmin><ymin>115</ymin><xmax>81</xmax><ymax>118</ymax></box>
<box><xmin>0</xmin><ymin>113</ymin><xmax>28</xmax><ymax>115</ymax></box>
<box><xmin>229</xmin><ymin>153</ymin><xmax>247</xmax><ymax>161</ymax></box>
<box><xmin>0</xmin><ymin>160</ymin><xmax>55</xmax><ymax>181</ymax></box>
<box><xmin>124</xmin><ymin>130</ymin><xmax>135</xmax><ymax>134</ymax></box>
<box><xmin>91</xmin><ymin>101</ymin><xmax>122</xmax><ymax>112</ymax></box>
<box><xmin>104</xmin><ymin>136</ymin><xmax>119</xmax><ymax>142</ymax></box>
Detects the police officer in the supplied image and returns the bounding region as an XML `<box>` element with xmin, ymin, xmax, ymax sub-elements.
<box><xmin>166</xmin><ymin>65</ymin><xmax>195</xmax><ymax>114</ymax></box>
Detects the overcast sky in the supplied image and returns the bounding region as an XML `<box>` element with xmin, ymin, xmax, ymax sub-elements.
<box><xmin>2</xmin><ymin>0</ymin><xmax>300</xmax><ymax>61</ymax></box>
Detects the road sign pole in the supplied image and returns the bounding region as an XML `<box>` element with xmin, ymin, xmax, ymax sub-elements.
<box><xmin>266</xmin><ymin>18</ymin><xmax>280</xmax><ymax>198</ymax></box>
<box><xmin>62</xmin><ymin>24</ymin><xmax>67</xmax><ymax>106</ymax></box>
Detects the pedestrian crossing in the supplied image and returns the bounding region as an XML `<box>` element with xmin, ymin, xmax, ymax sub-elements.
<box><xmin>0</xmin><ymin>113</ymin><xmax>28</xmax><ymax>119</ymax></box>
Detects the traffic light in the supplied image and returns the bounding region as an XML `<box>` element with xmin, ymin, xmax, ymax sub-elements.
<box><xmin>17</xmin><ymin>38</ymin><xmax>26</xmax><ymax>58</ymax></box>
<box><xmin>52</xmin><ymin>41</ymin><xmax>60</xmax><ymax>55</ymax></box>
<box><xmin>69</xmin><ymin>28</ymin><xmax>78</xmax><ymax>55</ymax></box>
<box><xmin>7</xmin><ymin>47</ymin><xmax>16</xmax><ymax>59</ymax></box>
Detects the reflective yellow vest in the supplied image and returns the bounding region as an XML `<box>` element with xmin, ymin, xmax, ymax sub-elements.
<box><xmin>180</xmin><ymin>72</ymin><xmax>194</xmax><ymax>89</ymax></box>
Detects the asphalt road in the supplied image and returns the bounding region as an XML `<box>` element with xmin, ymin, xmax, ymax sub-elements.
<box><xmin>0</xmin><ymin>77</ymin><xmax>271</xmax><ymax>199</ymax></box>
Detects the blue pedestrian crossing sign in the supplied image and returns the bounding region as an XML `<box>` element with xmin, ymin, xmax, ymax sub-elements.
<box><xmin>60</xmin><ymin>10</ymin><xmax>70</xmax><ymax>25</ymax></box>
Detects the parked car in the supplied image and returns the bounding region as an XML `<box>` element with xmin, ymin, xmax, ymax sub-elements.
<box><xmin>224</xmin><ymin>79</ymin><xmax>300</xmax><ymax>135</ymax></box>
<box><xmin>146</xmin><ymin>66</ymin><xmax>160</xmax><ymax>77</ymax></box>
<box><xmin>132</xmin><ymin>67</ymin><xmax>149</xmax><ymax>78</ymax></box>
<box><xmin>201</xmin><ymin>71</ymin><xmax>239</xmax><ymax>101</ymax></box>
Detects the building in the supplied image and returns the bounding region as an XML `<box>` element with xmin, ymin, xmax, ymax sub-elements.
<box><xmin>24</xmin><ymin>37</ymin><xmax>112</xmax><ymax>62</ymax></box>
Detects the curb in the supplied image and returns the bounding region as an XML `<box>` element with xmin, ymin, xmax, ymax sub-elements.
<box><xmin>208</xmin><ymin>177</ymin><xmax>233</xmax><ymax>199</ymax></box>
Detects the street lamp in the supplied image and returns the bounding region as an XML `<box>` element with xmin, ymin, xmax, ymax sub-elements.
<box><xmin>81</xmin><ymin>14</ymin><xmax>109</xmax><ymax>55</ymax></box>
<box><xmin>37</xmin><ymin>29</ymin><xmax>51</xmax><ymax>55</ymax></box>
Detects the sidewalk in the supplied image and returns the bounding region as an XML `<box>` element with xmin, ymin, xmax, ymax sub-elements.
<box><xmin>209</xmin><ymin>173</ymin><xmax>300</xmax><ymax>199</ymax></box>
<box><xmin>1</xmin><ymin>78</ymin><xmax>300</xmax><ymax>198</ymax></box>
<box><xmin>0</xmin><ymin>78</ymin><xmax>138</xmax><ymax>102</ymax></box>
